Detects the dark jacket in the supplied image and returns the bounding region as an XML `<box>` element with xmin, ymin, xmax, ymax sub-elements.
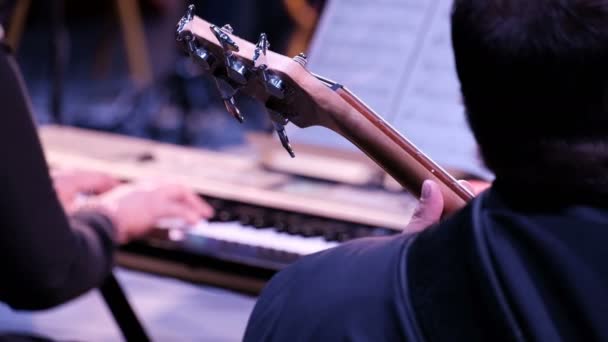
<box><xmin>0</xmin><ymin>0</ymin><xmax>14</xmax><ymax>27</ymax></box>
<box><xmin>244</xmin><ymin>186</ymin><xmax>608</xmax><ymax>341</ymax></box>
<box><xmin>0</xmin><ymin>43</ymin><xmax>117</xmax><ymax>310</ymax></box>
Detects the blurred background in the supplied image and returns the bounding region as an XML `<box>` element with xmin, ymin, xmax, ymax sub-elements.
<box><xmin>6</xmin><ymin>0</ymin><xmax>325</xmax><ymax>150</ymax></box>
<box><xmin>1</xmin><ymin>2</ymin><xmax>330</xmax><ymax>340</ymax></box>
<box><xmin>0</xmin><ymin>1</ymin><xmax>491</xmax><ymax>340</ymax></box>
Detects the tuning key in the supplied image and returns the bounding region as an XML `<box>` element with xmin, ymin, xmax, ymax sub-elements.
<box><xmin>210</xmin><ymin>24</ymin><xmax>249</xmax><ymax>85</ymax></box>
<box><xmin>274</xmin><ymin>122</ymin><xmax>295</xmax><ymax>158</ymax></box>
<box><xmin>210</xmin><ymin>24</ymin><xmax>239</xmax><ymax>53</ymax></box>
<box><xmin>185</xmin><ymin>40</ymin><xmax>216</xmax><ymax>71</ymax></box>
<box><xmin>253</xmin><ymin>33</ymin><xmax>285</xmax><ymax>99</ymax></box>
<box><xmin>251</xmin><ymin>34</ymin><xmax>293</xmax><ymax>156</ymax></box>
<box><xmin>222</xmin><ymin>24</ymin><xmax>234</xmax><ymax>34</ymax></box>
<box><xmin>175</xmin><ymin>5</ymin><xmax>217</xmax><ymax>71</ymax></box>
<box><xmin>253</xmin><ymin>33</ymin><xmax>270</xmax><ymax>69</ymax></box>
<box><xmin>176</xmin><ymin>4</ymin><xmax>195</xmax><ymax>39</ymax></box>
<box><xmin>293</xmin><ymin>52</ymin><xmax>308</xmax><ymax>67</ymax></box>
<box><xmin>266</xmin><ymin>110</ymin><xmax>295</xmax><ymax>157</ymax></box>
<box><xmin>226</xmin><ymin>59</ymin><xmax>249</xmax><ymax>85</ymax></box>
<box><xmin>214</xmin><ymin>78</ymin><xmax>244</xmax><ymax>122</ymax></box>
<box><xmin>223</xmin><ymin>96</ymin><xmax>244</xmax><ymax>123</ymax></box>
<box><xmin>206</xmin><ymin>24</ymin><xmax>249</xmax><ymax>121</ymax></box>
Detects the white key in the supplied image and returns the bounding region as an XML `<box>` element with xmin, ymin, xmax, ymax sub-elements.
<box><xmin>189</xmin><ymin>221</ymin><xmax>339</xmax><ymax>256</ymax></box>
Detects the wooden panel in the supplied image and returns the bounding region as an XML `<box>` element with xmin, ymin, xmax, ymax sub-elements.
<box><xmin>39</xmin><ymin>125</ymin><xmax>415</xmax><ymax>230</ymax></box>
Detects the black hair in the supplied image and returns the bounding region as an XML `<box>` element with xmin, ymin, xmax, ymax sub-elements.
<box><xmin>451</xmin><ymin>0</ymin><xmax>608</xmax><ymax>183</ymax></box>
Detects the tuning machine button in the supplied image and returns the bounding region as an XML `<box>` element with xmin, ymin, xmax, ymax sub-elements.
<box><xmin>274</xmin><ymin>121</ymin><xmax>295</xmax><ymax>158</ymax></box>
<box><xmin>175</xmin><ymin>5</ymin><xmax>217</xmax><ymax>71</ymax></box>
<box><xmin>251</xmin><ymin>33</ymin><xmax>294</xmax><ymax>157</ymax></box>
<box><xmin>253</xmin><ymin>33</ymin><xmax>285</xmax><ymax>99</ymax></box>
<box><xmin>267</xmin><ymin>110</ymin><xmax>295</xmax><ymax>158</ymax></box>
<box><xmin>265</xmin><ymin>75</ymin><xmax>285</xmax><ymax>99</ymax></box>
<box><xmin>292</xmin><ymin>52</ymin><xmax>308</xmax><ymax>67</ymax></box>
<box><xmin>207</xmin><ymin>24</ymin><xmax>250</xmax><ymax>122</ymax></box>
<box><xmin>214</xmin><ymin>77</ymin><xmax>244</xmax><ymax>123</ymax></box>
<box><xmin>211</xmin><ymin>24</ymin><xmax>239</xmax><ymax>53</ymax></box>
<box><xmin>176</xmin><ymin>4</ymin><xmax>195</xmax><ymax>40</ymax></box>
<box><xmin>222</xmin><ymin>96</ymin><xmax>243</xmax><ymax>123</ymax></box>
<box><xmin>210</xmin><ymin>24</ymin><xmax>249</xmax><ymax>85</ymax></box>
<box><xmin>225</xmin><ymin>58</ymin><xmax>249</xmax><ymax>85</ymax></box>
<box><xmin>253</xmin><ymin>33</ymin><xmax>269</xmax><ymax>68</ymax></box>
<box><xmin>184</xmin><ymin>38</ymin><xmax>216</xmax><ymax>71</ymax></box>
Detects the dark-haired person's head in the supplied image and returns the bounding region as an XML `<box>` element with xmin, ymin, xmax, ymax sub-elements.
<box><xmin>452</xmin><ymin>0</ymin><xmax>608</xmax><ymax>198</ymax></box>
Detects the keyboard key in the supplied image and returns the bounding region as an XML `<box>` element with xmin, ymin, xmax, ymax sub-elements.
<box><xmin>188</xmin><ymin>221</ymin><xmax>340</xmax><ymax>256</ymax></box>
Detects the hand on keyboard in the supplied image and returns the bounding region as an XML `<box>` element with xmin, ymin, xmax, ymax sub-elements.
<box><xmin>51</xmin><ymin>168</ymin><xmax>121</xmax><ymax>213</ymax></box>
<box><xmin>83</xmin><ymin>181</ymin><xmax>214</xmax><ymax>244</ymax></box>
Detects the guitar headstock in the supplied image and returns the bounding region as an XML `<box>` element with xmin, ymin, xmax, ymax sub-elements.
<box><xmin>176</xmin><ymin>5</ymin><xmax>343</xmax><ymax>158</ymax></box>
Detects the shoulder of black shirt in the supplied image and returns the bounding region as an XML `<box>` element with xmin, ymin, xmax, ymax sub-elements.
<box><xmin>0</xmin><ymin>25</ymin><xmax>10</xmax><ymax>54</ymax></box>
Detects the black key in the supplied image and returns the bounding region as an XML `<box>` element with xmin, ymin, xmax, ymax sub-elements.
<box><xmin>217</xmin><ymin>210</ymin><xmax>234</xmax><ymax>222</ymax></box>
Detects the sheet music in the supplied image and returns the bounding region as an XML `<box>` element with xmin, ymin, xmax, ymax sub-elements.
<box><xmin>287</xmin><ymin>0</ymin><xmax>492</xmax><ymax>179</ymax></box>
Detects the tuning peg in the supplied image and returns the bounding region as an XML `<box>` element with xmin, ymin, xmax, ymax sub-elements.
<box><xmin>176</xmin><ymin>4</ymin><xmax>195</xmax><ymax>40</ymax></box>
<box><xmin>185</xmin><ymin>38</ymin><xmax>216</xmax><ymax>71</ymax></box>
<box><xmin>210</xmin><ymin>24</ymin><xmax>249</xmax><ymax>85</ymax></box>
<box><xmin>207</xmin><ymin>24</ymin><xmax>249</xmax><ymax>121</ymax></box>
<box><xmin>221</xmin><ymin>24</ymin><xmax>234</xmax><ymax>34</ymax></box>
<box><xmin>214</xmin><ymin>78</ymin><xmax>244</xmax><ymax>123</ymax></box>
<box><xmin>210</xmin><ymin>24</ymin><xmax>239</xmax><ymax>53</ymax></box>
<box><xmin>293</xmin><ymin>52</ymin><xmax>308</xmax><ymax>67</ymax></box>
<box><xmin>266</xmin><ymin>110</ymin><xmax>295</xmax><ymax>157</ymax></box>
<box><xmin>176</xmin><ymin>4</ymin><xmax>216</xmax><ymax>71</ymax></box>
<box><xmin>274</xmin><ymin>122</ymin><xmax>295</xmax><ymax>158</ymax></box>
<box><xmin>253</xmin><ymin>33</ymin><xmax>285</xmax><ymax>99</ymax></box>
<box><xmin>252</xmin><ymin>33</ymin><xmax>291</xmax><ymax>155</ymax></box>
<box><xmin>223</xmin><ymin>96</ymin><xmax>244</xmax><ymax>123</ymax></box>
<box><xmin>226</xmin><ymin>58</ymin><xmax>249</xmax><ymax>85</ymax></box>
<box><xmin>253</xmin><ymin>33</ymin><xmax>270</xmax><ymax>69</ymax></box>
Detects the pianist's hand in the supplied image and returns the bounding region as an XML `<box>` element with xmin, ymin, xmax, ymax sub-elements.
<box><xmin>85</xmin><ymin>181</ymin><xmax>214</xmax><ymax>244</ymax></box>
<box><xmin>51</xmin><ymin>168</ymin><xmax>121</xmax><ymax>213</ymax></box>
<box><xmin>407</xmin><ymin>179</ymin><xmax>475</xmax><ymax>232</ymax></box>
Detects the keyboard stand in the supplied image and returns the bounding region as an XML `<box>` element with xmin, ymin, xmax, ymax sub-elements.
<box><xmin>99</xmin><ymin>273</ymin><xmax>150</xmax><ymax>342</ymax></box>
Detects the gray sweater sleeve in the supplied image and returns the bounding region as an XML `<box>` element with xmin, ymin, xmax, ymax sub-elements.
<box><xmin>0</xmin><ymin>43</ymin><xmax>117</xmax><ymax>310</ymax></box>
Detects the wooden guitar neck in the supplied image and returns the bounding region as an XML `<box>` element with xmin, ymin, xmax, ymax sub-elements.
<box><xmin>320</xmin><ymin>79</ymin><xmax>474</xmax><ymax>214</ymax></box>
<box><xmin>178</xmin><ymin>7</ymin><xmax>474</xmax><ymax>215</ymax></box>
